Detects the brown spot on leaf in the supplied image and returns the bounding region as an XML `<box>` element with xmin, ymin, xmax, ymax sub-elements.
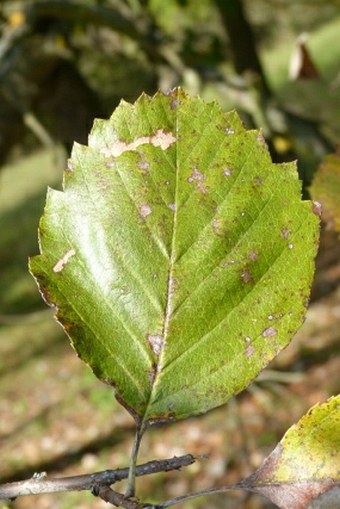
<box><xmin>188</xmin><ymin>167</ymin><xmax>209</xmax><ymax>194</ymax></box>
<box><xmin>140</xmin><ymin>204</ymin><xmax>152</xmax><ymax>218</ymax></box>
<box><xmin>248</xmin><ymin>251</ymin><xmax>258</xmax><ymax>261</ymax></box>
<box><xmin>170</xmin><ymin>98</ymin><xmax>179</xmax><ymax>110</ymax></box>
<box><xmin>281</xmin><ymin>227</ymin><xmax>290</xmax><ymax>240</ymax></box>
<box><xmin>53</xmin><ymin>249</ymin><xmax>76</xmax><ymax>273</ymax></box>
<box><xmin>262</xmin><ymin>326</ymin><xmax>278</xmax><ymax>338</ymax></box>
<box><xmin>137</xmin><ymin>160</ymin><xmax>150</xmax><ymax>172</ymax></box>
<box><xmin>245</xmin><ymin>345</ymin><xmax>255</xmax><ymax>357</ymax></box>
<box><xmin>312</xmin><ymin>200</ymin><xmax>322</xmax><ymax>218</ymax></box>
<box><xmin>241</xmin><ymin>268</ymin><xmax>253</xmax><ymax>284</ymax></box>
<box><xmin>197</xmin><ymin>182</ymin><xmax>209</xmax><ymax>194</ymax></box>
<box><xmin>148</xmin><ymin>363</ymin><xmax>158</xmax><ymax>385</ymax></box>
<box><xmin>188</xmin><ymin>167</ymin><xmax>205</xmax><ymax>183</ymax></box>
<box><xmin>147</xmin><ymin>334</ymin><xmax>164</xmax><ymax>356</ymax></box>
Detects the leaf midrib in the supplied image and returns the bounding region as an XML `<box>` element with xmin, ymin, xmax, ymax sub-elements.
<box><xmin>141</xmin><ymin>95</ymin><xmax>180</xmax><ymax>423</ymax></box>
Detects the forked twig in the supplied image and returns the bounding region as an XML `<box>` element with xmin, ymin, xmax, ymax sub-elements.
<box><xmin>0</xmin><ymin>454</ymin><xmax>195</xmax><ymax>501</ymax></box>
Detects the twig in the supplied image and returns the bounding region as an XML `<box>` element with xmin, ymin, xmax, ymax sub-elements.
<box><xmin>0</xmin><ymin>454</ymin><xmax>195</xmax><ymax>501</ymax></box>
<box><xmin>23</xmin><ymin>112</ymin><xmax>54</xmax><ymax>147</ymax></box>
<box><xmin>150</xmin><ymin>483</ymin><xmax>245</xmax><ymax>508</ymax></box>
<box><xmin>125</xmin><ymin>422</ymin><xmax>145</xmax><ymax>498</ymax></box>
<box><xmin>94</xmin><ymin>486</ymin><xmax>143</xmax><ymax>509</ymax></box>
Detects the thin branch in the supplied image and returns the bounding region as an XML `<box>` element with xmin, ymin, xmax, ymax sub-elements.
<box><xmin>23</xmin><ymin>112</ymin><xmax>54</xmax><ymax>147</ymax></box>
<box><xmin>0</xmin><ymin>454</ymin><xmax>195</xmax><ymax>501</ymax></box>
<box><xmin>151</xmin><ymin>483</ymin><xmax>245</xmax><ymax>508</ymax></box>
<box><xmin>94</xmin><ymin>486</ymin><xmax>143</xmax><ymax>509</ymax></box>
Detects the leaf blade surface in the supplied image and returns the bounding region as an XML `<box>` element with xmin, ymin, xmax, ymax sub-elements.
<box><xmin>30</xmin><ymin>89</ymin><xmax>319</xmax><ymax>423</ymax></box>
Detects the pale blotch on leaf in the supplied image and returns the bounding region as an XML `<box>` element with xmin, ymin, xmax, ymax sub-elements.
<box><xmin>188</xmin><ymin>167</ymin><xmax>209</xmax><ymax>194</ymax></box>
<box><xmin>281</xmin><ymin>227</ymin><xmax>290</xmax><ymax>240</ymax></box>
<box><xmin>223</xmin><ymin>168</ymin><xmax>233</xmax><ymax>177</ymax></box>
<box><xmin>245</xmin><ymin>345</ymin><xmax>255</xmax><ymax>357</ymax></box>
<box><xmin>288</xmin><ymin>243</ymin><xmax>294</xmax><ymax>249</ymax></box>
<box><xmin>140</xmin><ymin>204</ymin><xmax>152</xmax><ymax>218</ymax></box>
<box><xmin>147</xmin><ymin>334</ymin><xmax>164</xmax><ymax>356</ymax></box>
<box><xmin>198</xmin><ymin>183</ymin><xmax>209</xmax><ymax>194</ymax></box>
<box><xmin>168</xmin><ymin>203</ymin><xmax>176</xmax><ymax>212</ymax></box>
<box><xmin>101</xmin><ymin>128</ymin><xmax>176</xmax><ymax>157</ymax></box>
<box><xmin>151</xmin><ymin>129</ymin><xmax>177</xmax><ymax>150</ymax></box>
<box><xmin>53</xmin><ymin>249</ymin><xmax>76</xmax><ymax>273</ymax></box>
<box><xmin>262</xmin><ymin>326</ymin><xmax>278</xmax><ymax>338</ymax></box>
<box><xmin>188</xmin><ymin>167</ymin><xmax>205</xmax><ymax>183</ymax></box>
<box><xmin>137</xmin><ymin>160</ymin><xmax>150</xmax><ymax>172</ymax></box>
<box><xmin>241</xmin><ymin>268</ymin><xmax>253</xmax><ymax>284</ymax></box>
<box><xmin>248</xmin><ymin>251</ymin><xmax>258</xmax><ymax>261</ymax></box>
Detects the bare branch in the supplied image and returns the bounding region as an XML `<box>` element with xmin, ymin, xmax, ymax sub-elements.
<box><xmin>94</xmin><ymin>486</ymin><xmax>143</xmax><ymax>508</ymax></box>
<box><xmin>0</xmin><ymin>454</ymin><xmax>195</xmax><ymax>501</ymax></box>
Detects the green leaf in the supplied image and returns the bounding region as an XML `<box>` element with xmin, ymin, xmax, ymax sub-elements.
<box><xmin>242</xmin><ymin>395</ymin><xmax>340</xmax><ymax>509</ymax></box>
<box><xmin>310</xmin><ymin>151</ymin><xmax>340</xmax><ymax>233</ymax></box>
<box><xmin>29</xmin><ymin>89</ymin><xmax>319</xmax><ymax>425</ymax></box>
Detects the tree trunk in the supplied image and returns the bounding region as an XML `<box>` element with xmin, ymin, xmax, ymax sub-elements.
<box><xmin>213</xmin><ymin>0</ymin><xmax>271</xmax><ymax>95</ymax></box>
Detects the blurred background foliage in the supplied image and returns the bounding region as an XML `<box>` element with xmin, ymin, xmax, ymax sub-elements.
<box><xmin>0</xmin><ymin>1</ymin><xmax>339</xmax><ymax>508</ymax></box>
